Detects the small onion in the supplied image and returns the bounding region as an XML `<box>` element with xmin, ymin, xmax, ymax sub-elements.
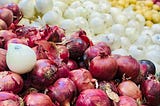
<box><xmin>0</xmin><ymin>48</ymin><xmax>8</xmax><ymax>71</ymax></box>
<box><xmin>6</xmin><ymin>43</ymin><xmax>37</xmax><ymax>74</ymax></box>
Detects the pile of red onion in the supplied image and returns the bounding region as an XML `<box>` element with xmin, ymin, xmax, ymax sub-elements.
<box><xmin>0</xmin><ymin>3</ymin><xmax>159</xmax><ymax>106</ymax></box>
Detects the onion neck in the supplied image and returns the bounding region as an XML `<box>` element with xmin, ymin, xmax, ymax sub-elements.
<box><xmin>99</xmin><ymin>51</ymin><xmax>107</xmax><ymax>58</ymax></box>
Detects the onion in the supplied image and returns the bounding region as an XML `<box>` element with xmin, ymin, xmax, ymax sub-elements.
<box><xmin>6</xmin><ymin>43</ymin><xmax>37</xmax><ymax>74</ymax></box>
<box><xmin>89</xmin><ymin>53</ymin><xmax>118</xmax><ymax>81</ymax></box>
<box><xmin>116</xmin><ymin>96</ymin><xmax>138</xmax><ymax>106</ymax></box>
<box><xmin>46</xmin><ymin>78</ymin><xmax>77</xmax><ymax>106</ymax></box>
<box><xmin>65</xmin><ymin>30</ymin><xmax>91</xmax><ymax>60</ymax></box>
<box><xmin>0</xmin><ymin>71</ymin><xmax>23</xmax><ymax>94</ymax></box>
<box><xmin>118</xmin><ymin>80</ymin><xmax>142</xmax><ymax>100</ymax></box>
<box><xmin>4</xmin><ymin>3</ymin><xmax>22</xmax><ymax>23</ymax></box>
<box><xmin>30</xmin><ymin>59</ymin><xmax>57</xmax><ymax>90</ymax></box>
<box><xmin>0</xmin><ymin>91</ymin><xmax>23</xmax><ymax>106</ymax></box>
<box><xmin>68</xmin><ymin>68</ymin><xmax>95</xmax><ymax>92</ymax></box>
<box><xmin>116</xmin><ymin>55</ymin><xmax>140</xmax><ymax>80</ymax></box>
<box><xmin>24</xmin><ymin>92</ymin><xmax>54</xmax><ymax>106</ymax></box>
<box><xmin>0</xmin><ymin>19</ymin><xmax>7</xmax><ymax>30</ymax></box>
<box><xmin>76</xmin><ymin>89</ymin><xmax>111</xmax><ymax>106</ymax></box>
<box><xmin>0</xmin><ymin>48</ymin><xmax>8</xmax><ymax>71</ymax></box>
<box><xmin>83</xmin><ymin>42</ymin><xmax>111</xmax><ymax>66</ymax></box>
<box><xmin>66</xmin><ymin>59</ymin><xmax>78</xmax><ymax>70</ymax></box>
<box><xmin>141</xmin><ymin>78</ymin><xmax>160</xmax><ymax>106</ymax></box>
<box><xmin>0</xmin><ymin>8</ymin><xmax>13</xmax><ymax>27</ymax></box>
<box><xmin>0</xmin><ymin>30</ymin><xmax>17</xmax><ymax>48</ymax></box>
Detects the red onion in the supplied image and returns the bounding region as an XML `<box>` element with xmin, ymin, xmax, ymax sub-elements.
<box><xmin>118</xmin><ymin>80</ymin><xmax>142</xmax><ymax>100</ymax></box>
<box><xmin>67</xmin><ymin>59</ymin><xmax>78</xmax><ymax>70</ymax></box>
<box><xmin>24</xmin><ymin>92</ymin><xmax>55</xmax><ymax>106</ymax></box>
<box><xmin>0</xmin><ymin>19</ymin><xmax>7</xmax><ymax>30</ymax></box>
<box><xmin>116</xmin><ymin>96</ymin><xmax>138</xmax><ymax>106</ymax></box>
<box><xmin>0</xmin><ymin>8</ymin><xmax>13</xmax><ymax>27</ymax></box>
<box><xmin>89</xmin><ymin>53</ymin><xmax>118</xmax><ymax>81</ymax></box>
<box><xmin>139</xmin><ymin>60</ymin><xmax>156</xmax><ymax>76</ymax></box>
<box><xmin>83</xmin><ymin>42</ymin><xmax>111</xmax><ymax>66</ymax></box>
<box><xmin>68</xmin><ymin>68</ymin><xmax>95</xmax><ymax>92</ymax></box>
<box><xmin>47</xmin><ymin>78</ymin><xmax>77</xmax><ymax>106</ymax></box>
<box><xmin>116</xmin><ymin>55</ymin><xmax>140</xmax><ymax>80</ymax></box>
<box><xmin>30</xmin><ymin>59</ymin><xmax>58</xmax><ymax>90</ymax></box>
<box><xmin>141</xmin><ymin>77</ymin><xmax>160</xmax><ymax>106</ymax></box>
<box><xmin>0</xmin><ymin>30</ymin><xmax>17</xmax><ymax>48</ymax></box>
<box><xmin>56</xmin><ymin>45</ymin><xmax>69</xmax><ymax>63</ymax></box>
<box><xmin>56</xmin><ymin>62</ymin><xmax>70</xmax><ymax>78</ymax></box>
<box><xmin>76</xmin><ymin>89</ymin><xmax>111</xmax><ymax>106</ymax></box>
<box><xmin>4</xmin><ymin>3</ymin><xmax>22</xmax><ymax>24</ymax></box>
<box><xmin>0</xmin><ymin>91</ymin><xmax>23</xmax><ymax>106</ymax></box>
<box><xmin>65</xmin><ymin>30</ymin><xmax>91</xmax><ymax>60</ymax></box>
<box><xmin>0</xmin><ymin>71</ymin><xmax>23</xmax><ymax>94</ymax></box>
<box><xmin>0</xmin><ymin>48</ymin><xmax>8</xmax><ymax>71</ymax></box>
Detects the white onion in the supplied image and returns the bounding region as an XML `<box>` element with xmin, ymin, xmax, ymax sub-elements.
<box><xmin>75</xmin><ymin>6</ymin><xmax>89</xmax><ymax>18</ymax></box>
<box><xmin>115</xmin><ymin>14</ymin><xmax>128</xmax><ymax>25</ymax></box>
<box><xmin>70</xmin><ymin>1</ymin><xmax>82</xmax><ymax>8</ymax></box>
<box><xmin>151</xmin><ymin>24</ymin><xmax>160</xmax><ymax>34</ymax></box>
<box><xmin>97</xmin><ymin>1</ymin><xmax>111</xmax><ymax>13</ymax></box>
<box><xmin>135</xmin><ymin>34</ymin><xmax>153</xmax><ymax>46</ymax></box>
<box><xmin>112</xmin><ymin>48</ymin><xmax>129</xmax><ymax>56</ymax></box>
<box><xmin>53</xmin><ymin>1</ymin><xmax>68</xmax><ymax>12</ymax></box>
<box><xmin>120</xmin><ymin>37</ymin><xmax>131</xmax><ymax>49</ymax></box>
<box><xmin>74</xmin><ymin>17</ymin><xmax>89</xmax><ymax>30</ymax></box>
<box><xmin>152</xmin><ymin>34</ymin><xmax>160</xmax><ymax>45</ymax></box>
<box><xmin>6</xmin><ymin>43</ymin><xmax>37</xmax><ymax>74</ymax></box>
<box><xmin>35</xmin><ymin>0</ymin><xmax>53</xmax><ymax>14</ymax></box>
<box><xmin>18</xmin><ymin>0</ymin><xmax>36</xmax><ymax>18</ymax></box>
<box><xmin>42</xmin><ymin>10</ymin><xmax>62</xmax><ymax>25</ymax></box>
<box><xmin>109</xmin><ymin>7</ymin><xmax>122</xmax><ymax>19</ymax></box>
<box><xmin>103</xmin><ymin>14</ymin><xmax>114</xmax><ymax>28</ymax></box>
<box><xmin>83</xmin><ymin>1</ymin><xmax>97</xmax><ymax>13</ymax></box>
<box><xmin>60</xmin><ymin>19</ymin><xmax>76</xmax><ymax>33</ymax></box>
<box><xmin>129</xmin><ymin>44</ymin><xmax>145</xmax><ymax>60</ymax></box>
<box><xmin>0</xmin><ymin>0</ymin><xmax>19</xmax><ymax>6</ymax></box>
<box><xmin>145</xmin><ymin>50</ymin><xmax>160</xmax><ymax>64</ymax></box>
<box><xmin>125</xmin><ymin>27</ymin><xmax>138</xmax><ymax>43</ymax></box>
<box><xmin>64</xmin><ymin>7</ymin><xmax>78</xmax><ymax>19</ymax></box>
<box><xmin>135</xmin><ymin>14</ymin><xmax>145</xmax><ymax>26</ymax></box>
<box><xmin>111</xmin><ymin>24</ymin><xmax>125</xmax><ymax>36</ymax></box>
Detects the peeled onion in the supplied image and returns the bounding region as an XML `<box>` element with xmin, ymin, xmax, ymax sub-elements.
<box><xmin>6</xmin><ymin>43</ymin><xmax>37</xmax><ymax>74</ymax></box>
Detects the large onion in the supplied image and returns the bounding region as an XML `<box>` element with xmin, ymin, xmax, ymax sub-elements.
<box><xmin>116</xmin><ymin>96</ymin><xmax>138</xmax><ymax>106</ymax></box>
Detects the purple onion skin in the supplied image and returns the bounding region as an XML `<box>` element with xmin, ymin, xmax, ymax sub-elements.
<box><xmin>30</xmin><ymin>59</ymin><xmax>58</xmax><ymax>90</ymax></box>
<box><xmin>24</xmin><ymin>92</ymin><xmax>55</xmax><ymax>106</ymax></box>
<box><xmin>46</xmin><ymin>78</ymin><xmax>77</xmax><ymax>105</ymax></box>
<box><xmin>116</xmin><ymin>96</ymin><xmax>138</xmax><ymax>106</ymax></box>
<box><xmin>0</xmin><ymin>91</ymin><xmax>23</xmax><ymax>106</ymax></box>
<box><xmin>141</xmin><ymin>78</ymin><xmax>160</xmax><ymax>106</ymax></box>
<box><xmin>66</xmin><ymin>59</ymin><xmax>78</xmax><ymax>70</ymax></box>
<box><xmin>76</xmin><ymin>89</ymin><xmax>111</xmax><ymax>106</ymax></box>
<box><xmin>0</xmin><ymin>71</ymin><xmax>23</xmax><ymax>94</ymax></box>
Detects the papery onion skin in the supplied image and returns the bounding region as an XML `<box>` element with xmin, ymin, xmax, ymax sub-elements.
<box><xmin>116</xmin><ymin>96</ymin><xmax>138</xmax><ymax>106</ymax></box>
<box><xmin>46</xmin><ymin>78</ymin><xmax>77</xmax><ymax>106</ymax></box>
<box><xmin>0</xmin><ymin>48</ymin><xmax>8</xmax><ymax>71</ymax></box>
<box><xmin>56</xmin><ymin>45</ymin><xmax>69</xmax><ymax>63</ymax></box>
<box><xmin>68</xmin><ymin>68</ymin><xmax>95</xmax><ymax>92</ymax></box>
<box><xmin>118</xmin><ymin>80</ymin><xmax>142</xmax><ymax>100</ymax></box>
<box><xmin>76</xmin><ymin>89</ymin><xmax>111</xmax><ymax>106</ymax></box>
<box><xmin>141</xmin><ymin>78</ymin><xmax>160</xmax><ymax>106</ymax></box>
<box><xmin>0</xmin><ymin>71</ymin><xmax>23</xmax><ymax>94</ymax></box>
<box><xmin>24</xmin><ymin>92</ymin><xmax>55</xmax><ymax>106</ymax></box>
<box><xmin>0</xmin><ymin>91</ymin><xmax>23</xmax><ymax>106</ymax></box>
<box><xmin>89</xmin><ymin>54</ymin><xmax>118</xmax><ymax>81</ymax></box>
<box><xmin>116</xmin><ymin>56</ymin><xmax>140</xmax><ymax>80</ymax></box>
<box><xmin>30</xmin><ymin>59</ymin><xmax>58</xmax><ymax>90</ymax></box>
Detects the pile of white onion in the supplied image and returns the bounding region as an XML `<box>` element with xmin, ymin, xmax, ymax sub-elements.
<box><xmin>1</xmin><ymin>0</ymin><xmax>160</xmax><ymax>74</ymax></box>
